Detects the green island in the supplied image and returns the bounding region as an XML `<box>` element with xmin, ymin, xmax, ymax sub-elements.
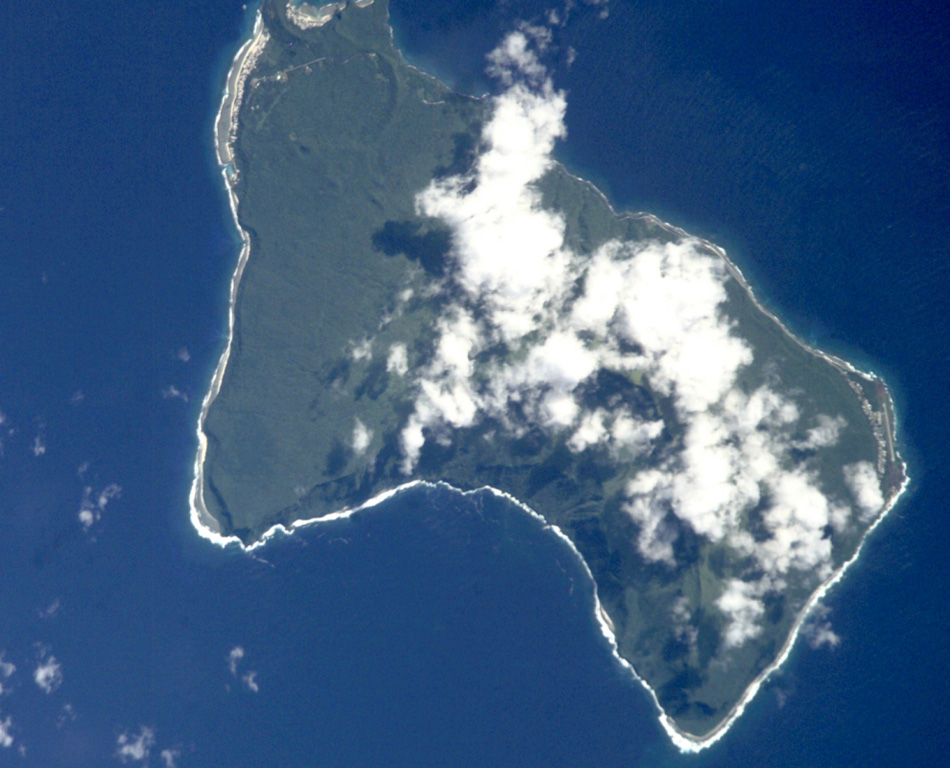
<box><xmin>194</xmin><ymin>0</ymin><xmax>906</xmax><ymax>746</ymax></box>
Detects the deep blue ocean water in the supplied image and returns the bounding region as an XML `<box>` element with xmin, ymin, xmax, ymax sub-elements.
<box><xmin>1</xmin><ymin>0</ymin><xmax>948</xmax><ymax>765</ymax></box>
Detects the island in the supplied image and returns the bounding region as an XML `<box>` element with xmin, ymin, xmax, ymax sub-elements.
<box><xmin>192</xmin><ymin>0</ymin><xmax>907</xmax><ymax>749</ymax></box>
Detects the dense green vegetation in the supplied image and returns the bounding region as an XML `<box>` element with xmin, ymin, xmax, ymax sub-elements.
<box><xmin>201</xmin><ymin>0</ymin><xmax>904</xmax><ymax>738</ymax></box>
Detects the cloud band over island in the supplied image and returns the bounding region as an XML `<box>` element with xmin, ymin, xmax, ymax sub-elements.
<box><xmin>384</xmin><ymin>27</ymin><xmax>887</xmax><ymax>648</ymax></box>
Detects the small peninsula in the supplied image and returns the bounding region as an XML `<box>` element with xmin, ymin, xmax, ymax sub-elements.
<box><xmin>193</xmin><ymin>0</ymin><xmax>906</xmax><ymax>748</ymax></box>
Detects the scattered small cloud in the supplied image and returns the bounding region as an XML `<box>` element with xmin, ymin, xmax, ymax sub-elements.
<box><xmin>70</xmin><ymin>390</ymin><xmax>85</xmax><ymax>404</ymax></box>
<box><xmin>386</xmin><ymin>343</ymin><xmax>408</xmax><ymax>376</ymax></box>
<box><xmin>0</xmin><ymin>654</ymin><xmax>15</xmax><ymax>696</ymax></box>
<box><xmin>802</xmin><ymin>604</ymin><xmax>842</xmax><ymax>650</ymax></box>
<box><xmin>176</xmin><ymin>347</ymin><xmax>191</xmax><ymax>363</ymax></box>
<box><xmin>160</xmin><ymin>748</ymin><xmax>180</xmax><ymax>768</ymax></box>
<box><xmin>0</xmin><ymin>655</ymin><xmax>15</xmax><ymax>680</ymax></box>
<box><xmin>227</xmin><ymin>646</ymin><xmax>244</xmax><ymax>677</ymax></box>
<box><xmin>38</xmin><ymin>598</ymin><xmax>61</xmax><ymax>620</ymax></box>
<box><xmin>378</xmin><ymin>25</ymin><xmax>891</xmax><ymax>652</ymax></box>
<box><xmin>78</xmin><ymin>483</ymin><xmax>122</xmax><ymax>533</ymax></box>
<box><xmin>793</xmin><ymin>414</ymin><xmax>846</xmax><ymax>451</ymax></box>
<box><xmin>0</xmin><ymin>712</ymin><xmax>13</xmax><ymax>748</ymax></box>
<box><xmin>227</xmin><ymin>646</ymin><xmax>259</xmax><ymax>693</ymax></box>
<box><xmin>161</xmin><ymin>385</ymin><xmax>189</xmax><ymax>403</ymax></box>
<box><xmin>241</xmin><ymin>671</ymin><xmax>259</xmax><ymax>693</ymax></box>
<box><xmin>116</xmin><ymin>726</ymin><xmax>156</xmax><ymax>765</ymax></box>
<box><xmin>56</xmin><ymin>703</ymin><xmax>78</xmax><ymax>728</ymax></box>
<box><xmin>33</xmin><ymin>647</ymin><xmax>63</xmax><ymax>694</ymax></box>
<box><xmin>352</xmin><ymin>419</ymin><xmax>373</xmax><ymax>455</ymax></box>
<box><xmin>31</xmin><ymin>433</ymin><xmax>46</xmax><ymax>457</ymax></box>
<box><xmin>350</xmin><ymin>338</ymin><xmax>372</xmax><ymax>362</ymax></box>
<box><xmin>843</xmin><ymin>461</ymin><xmax>884</xmax><ymax>521</ymax></box>
<box><xmin>670</xmin><ymin>596</ymin><xmax>698</xmax><ymax>654</ymax></box>
<box><xmin>716</xmin><ymin>579</ymin><xmax>766</xmax><ymax>649</ymax></box>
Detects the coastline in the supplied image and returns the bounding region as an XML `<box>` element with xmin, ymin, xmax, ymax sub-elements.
<box><xmin>190</xmin><ymin>2</ymin><xmax>910</xmax><ymax>752</ymax></box>
<box><xmin>189</xmin><ymin>8</ymin><xmax>269</xmax><ymax>546</ymax></box>
<box><xmin>567</xmin><ymin>168</ymin><xmax>902</xmax><ymax>484</ymax></box>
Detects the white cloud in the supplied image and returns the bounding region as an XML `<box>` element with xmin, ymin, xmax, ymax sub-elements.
<box><xmin>802</xmin><ymin>604</ymin><xmax>841</xmax><ymax>650</ymax></box>
<box><xmin>161</xmin><ymin>385</ymin><xmax>189</xmax><ymax>403</ymax></box>
<box><xmin>38</xmin><ymin>598</ymin><xmax>61</xmax><ymax>619</ymax></box>
<box><xmin>0</xmin><ymin>654</ymin><xmax>15</xmax><ymax>682</ymax></box>
<box><xmin>367</xmin><ymin>27</ymin><xmax>885</xmax><ymax>651</ymax></box>
<box><xmin>228</xmin><ymin>646</ymin><xmax>259</xmax><ymax>693</ymax></box>
<box><xmin>31</xmin><ymin>433</ymin><xmax>46</xmax><ymax>457</ymax></box>
<box><xmin>794</xmin><ymin>414</ymin><xmax>846</xmax><ymax>450</ymax></box>
<box><xmin>34</xmin><ymin>652</ymin><xmax>62</xmax><ymax>694</ymax></box>
<box><xmin>415</xmin><ymin>33</ymin><xmax>569</xmax><ymax>342</ymax></box>
<box><xmin>352</xmin><ymin>419</ymin><xmax>373</xmax><ymax>455</ymax></box>
<box><xmin>57</xmin><ymin>703</ymin><xmax>78</xmax><ymax>728</ymax></box>
<box><xmin>227</xmin><ymin>646</ymin><xmax>244</xmax><ymax>677</ymax></box>
<box><xmin>386</xmin><ymin>343</ymin><xmax>409</xmax><ymax>376</ymax></box>
<box><xmin>0</xmin><ymin>713</ymin><xmax>12</xmax><ymax>748</ymax></box>
<box><xmin>671</xmin><ymin>596</ymin><xmax>698</xmax><ymax>653</ymax></box>
<box><xmin>79</xmin><ymin>483</ymin><xmax>122</xmax><ymax>532</ymax></box>
<box><xmin>160</xmin><ymin>748</ymin><xmax>180</xmax><ymax>768</ymax></box>
<box><xmin>116</xmin><ymin>726</ymin><xmax>155</xmax><ymax>764</ymax></box>
<box><xmin>716</xmin><ymin>579</ymin><xmax>765</xmax><ymax>649</ymax></box>
<box><xmin>843</xmin><ymin>461</ymin><xmax>884</xmax><ymax>521</ymax></box>
<box><xmin>176</xmin><ymin>346</ymin><xmax>191</xmax><ymax>363</ymax></box>
<box><xmin>241</xmin><ymin>671</ymin><xmax>259</xmax><ymax>693</ymax></box>
<box><xmin>350</xmin><ymin>338</ymin><xmax>372</xmax><ymax>362</ymax></box>
<box><xmin>486</xmin><ymin>25</ymin><xmax>552</xmax><ymax>87</ymax></box>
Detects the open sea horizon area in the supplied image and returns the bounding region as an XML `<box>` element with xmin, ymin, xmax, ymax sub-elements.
<box><xmin>0</xmin><ymin>0</ymin><xmax>947</xmax><ymax>765</ymax></box>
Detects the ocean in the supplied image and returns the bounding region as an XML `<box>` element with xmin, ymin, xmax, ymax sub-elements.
<box><xmin>1</xmin><ymin>0</ymin><xmax>947</xmax><ymax>765</ymax></box>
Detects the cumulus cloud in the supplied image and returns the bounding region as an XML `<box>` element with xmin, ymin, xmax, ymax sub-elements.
<box><xmin>843</xmin><ymin>461</ymin><xmax>884</xmax><ymax>521</ymax></box>
<box><xmin>352</xmin><ymin>419</ymin><xmax>373</xmax><ymax>455</ymax></box>
<box><xmin>794</xmin><ymin>414</ymin><xmax>846</xmax><ymax>450</ymax></box>
<box><xmin>160</xmin><ymin>748</ymin><xmax>180</xmax><ymax>768</ymax></box>
<box><xmin>161</xmin><ymin>385</ymin><xmax>189</xmax><ymax>403</ymax></box>
<box><xmin>227</xmin><ymin>646</ymin><xmax>244</xmax><ymax>677</ymax></box>
<box><xmin>57</xmin><ymin>703</ymin><xmax>78</xmax><ymax>728</ymax></box>
<box><xmin>0</xmin><ymin>713</ymin><xmax>12</xmax><ymax>748</ymax></box>
<box><xmin>386</xmin><ymin>343</ymin><xmax>408</xmax><ymax>376</ymax></box>
<box><xmin>31</xmin><ymin>433</ymin><xmax>46</xmax><ymax>457</ymax></box>
<box><xmin>0</xmin><ymin>655</ymin><xmax>15</xmax><ymax>680</ymax></box>
<box><xmin>0</xmin><ymin>655</ymin><xmax>14</xmax><ymax>696</ymax></box>
<box><xmin>33</xmin><ymin>650</ymin><xmax>62</xmax><ymax>694</ymax></box>
<box><xmin>802</xmin><ymin>604</ymin><xmax>841</xmax><ymax>650</ymax></box>
<box><xmin>350</xmin><ymin>338</ymin><xmax>373</xmax><ymax>362</ymax></box>
<box><xmin>38</xmin><ymin>598</ymin><xmax>61</xmax><ymax>620</ymax></box>
<box><xmin>378</xmin><ymin>27</ymin><xmax>887</xmax><ymax>651</ymax></box>
<box><xmin>116</xmin><ymin>726</ymin><xmax>156</xmax><ymax>764</ymax></box>
<box><xmin>241</xmin><ymin>671</ymin><xmax>259</xmax><ymax>693</ymax></box>
<box><xmin>671</xmin><ymin>596</ymin><xmax>698</xmax><ymax>653</ymax></box>
<box><xmin>79</xmin><ymin>483</ymin><xmax>122</xmax><ymax>532</ymax></box>
<box><xmin>716</xmin><ymin>579</ymin><xmax>765</xmax><ymax>649</ymax></box>
<box><xmin>228</xmin><ymin>646</ymin><xmax>259</xmax><ymax>693</ymax></box>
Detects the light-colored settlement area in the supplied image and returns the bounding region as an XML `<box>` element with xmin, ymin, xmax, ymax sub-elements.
<box><xmin>192</xmin><ymin>0</ymin><xmax>907</xmax><ymax>751</ymax></box>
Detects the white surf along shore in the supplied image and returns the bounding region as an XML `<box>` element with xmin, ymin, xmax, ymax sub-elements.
<box><xmin>190</xmin><ymin>5</ymin><xmax>910</xmax><ymax>753</ymax></box>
